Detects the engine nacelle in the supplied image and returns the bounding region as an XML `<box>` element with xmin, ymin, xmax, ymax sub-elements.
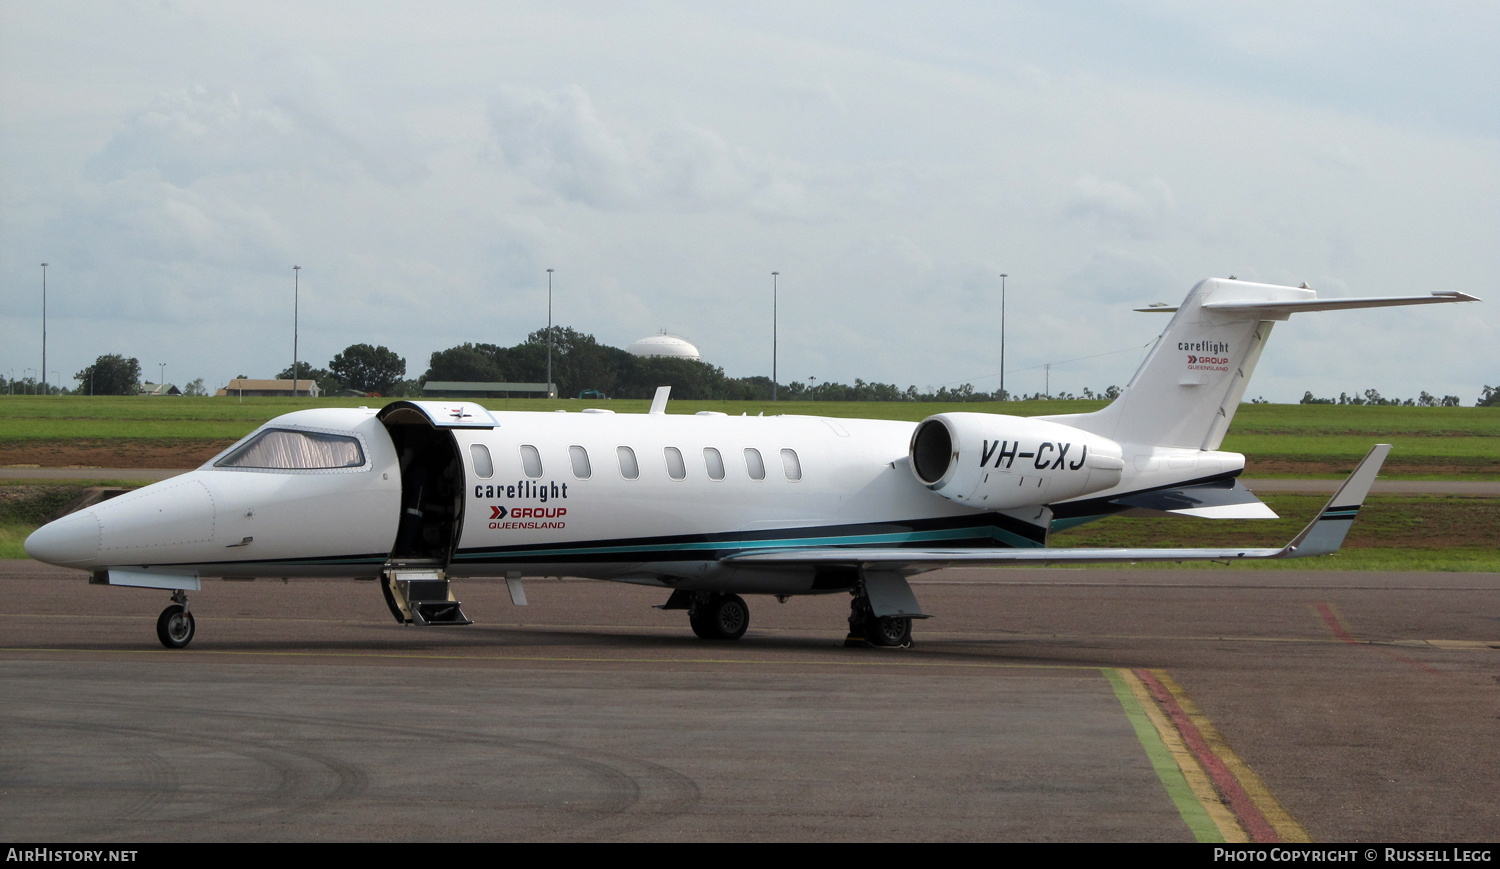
<box><xmin>910</xmin><ymin>412</ymin><xmax>1125</xmax><ymax>509</ymax></box>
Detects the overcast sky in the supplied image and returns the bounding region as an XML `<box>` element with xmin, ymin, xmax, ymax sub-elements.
<box><xmin>2</xmin><ymin>1</ymin><xmax>1495</xmax><ymax>401</ymax></box>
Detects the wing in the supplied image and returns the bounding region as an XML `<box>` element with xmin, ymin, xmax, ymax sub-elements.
<box><xmin>722</xmin><ymin>444</ymin><xmax>1390</xmax><ymax>568</ymax></box>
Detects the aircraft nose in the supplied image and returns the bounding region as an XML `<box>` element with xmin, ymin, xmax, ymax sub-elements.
<box><xmin>25</xmin><ymin>510</ymin><xmax>103</xmax><ymax>567</ymax></box>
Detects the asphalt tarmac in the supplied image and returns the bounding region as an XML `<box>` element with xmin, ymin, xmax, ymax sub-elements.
<box><xmin>1</xmin><ymin>561</ymin><xmax>1496</xmax><ymax>842</ymax></box>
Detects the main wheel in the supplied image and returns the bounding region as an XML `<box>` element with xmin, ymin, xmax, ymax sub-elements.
<box><xmin>156</xmin><ymin>605</ymin><xmax>195</xmax><ymax>649</ymax></box>
<box><xmin>690</xmin><ymin>594</ymin><xmax>749</xmax><ymax>640</ymax></box>
<box><xmin>866</xmin><ymin>615</ymin><xmax>912</xmax><ymax>647</ymax></box>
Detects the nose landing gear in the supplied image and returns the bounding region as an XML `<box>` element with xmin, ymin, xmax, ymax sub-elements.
<box><xmin>156</xmin><ymin>590</ymin><xmax>195</xmax><ymax>649</ymax></box>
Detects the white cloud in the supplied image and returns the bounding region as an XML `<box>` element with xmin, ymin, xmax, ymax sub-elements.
<box><xmin>487</xmin><ymin>84</ymin><xmax>818</xmax><ymax>218</ymax></box>
<box><xmin>86</xmin><ymin>80</ymin><xmax>425</xmax><ymax>187</ymax></box>
<box><xmin>1065</xmin><ymin>175</ymin><xmax>1177</xmax><ymax>239</ymax></box>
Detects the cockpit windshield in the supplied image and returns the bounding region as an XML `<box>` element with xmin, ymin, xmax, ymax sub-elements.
<box><xmin>215</xmin><ymin>428</ymin><xmax>365</xmax><ymax>470</ymax></box>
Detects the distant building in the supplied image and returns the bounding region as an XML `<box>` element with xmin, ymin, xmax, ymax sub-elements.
<box><xmin>139</xmin><ymin>382</ymin><xmax>182</xmax><ymax>396</ymax></box>
<box><xmin>628</xmin><ymin>333</ymin><xmax>701</xmax><ymax>361</ymax></box>
<box><xmin>215</xmin><ymin>378</ymin><xmax>321</xmax><ymax>398</ymax></box>
<box><xmin>422</xmin><ymin>381</ymin><xmax>553</xmax><ymax>399</ymax></box>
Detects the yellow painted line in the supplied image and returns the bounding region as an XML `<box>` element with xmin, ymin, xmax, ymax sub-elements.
<box><xmin>1401</xmin><ymin>639</ymin><xmax>1500</xmax><ymax>651</ymax></box>
<box><xmin>1118</xmin><ymin>668</ymin><xmax>1247</xmax><ymax>843</ymax></box>
<box><xmin>1151</xmin><ymin>670</ymin><xmax>1310</xmax><ymax>843</ymax></box>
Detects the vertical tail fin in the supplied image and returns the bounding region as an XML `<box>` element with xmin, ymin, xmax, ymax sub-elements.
<box><xmin>1044</xmin><ymin>279</ymin><xmax>1478</xmax><ymax>450</ymax></box>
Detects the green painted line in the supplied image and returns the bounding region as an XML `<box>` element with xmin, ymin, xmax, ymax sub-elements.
<box><xmin>1102</xmin><ymin>667</ymin><xmax>1224</xmax><ymax>843</ymax></box>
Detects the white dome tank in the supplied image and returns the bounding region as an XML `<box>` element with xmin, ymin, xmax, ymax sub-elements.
<box><xmin>628</xmin><ymin>333</ymin><xmax>701</xmax><ymax>361</ymax></box>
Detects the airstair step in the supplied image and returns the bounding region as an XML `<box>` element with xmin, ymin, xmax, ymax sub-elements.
<box><xmin>380</xmin><ymin>567</ymin><xmax>472</xmax><ymax>626</ymax></box>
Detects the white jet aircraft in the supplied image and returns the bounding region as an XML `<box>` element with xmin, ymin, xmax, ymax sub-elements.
<box><xmin>25</xmin><ymin>278</ymin><xmax>1478</xmax><ymax>649</ymax></box>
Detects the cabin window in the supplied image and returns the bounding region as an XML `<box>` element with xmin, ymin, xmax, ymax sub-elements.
<box><xmin>617</xmin><ymin>446</ymin><xmax>639</xmax><ymax>480</ymax></box>
<box><xmin>216</xmin><ymin>428</ymin><xmax>364</xmax><ymax>470</ymax></box>
<box><xmin>744</xmin><ymin>448</ymin><xmax>766</xmax><ymax>481</ymax></box>
<box><xmin>569</xmin><ymin>445</ymin><xmax>591</xmax><ymax>480</ymax></box>
<box><xmin>781</xmin><ymin>448</ymin><xmax>802</xmax><ymax>481</ymax></box>
<box><xmin>704</xmin><ymin>447</ymin><xmax>726</xmax><ymax>481</ymax></box>
<box><xmin>664</xmin><ymin>447</ymin><xmax>687</xmax><ymax>481</ymax></box>
<box><xmin>470</xmin><ymin>444</ymin><xmax>494</xmax><ymax>479</ymax></box>
<box><xmin>520</xmin><ymin>444</ymin><xmax>543</xmax><ymax>478</ymax></box>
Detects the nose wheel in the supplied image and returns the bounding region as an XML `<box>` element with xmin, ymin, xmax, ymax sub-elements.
<box><xmin>156</xmin><ymin>591</ymin><xmax>195</xmax><ymax>649</ymax></box>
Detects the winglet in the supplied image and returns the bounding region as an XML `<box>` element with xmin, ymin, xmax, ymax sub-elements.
<box><xmin>1277</xmin><ymin>444</ymin><xmax>1390</xmax><ymax>558</ymax></box>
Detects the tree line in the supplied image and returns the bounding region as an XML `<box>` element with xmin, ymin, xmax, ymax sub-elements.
<box><xmin>6</xmin><ymin>331</ymin><xmax>1498</xmax><ymax>407</ymax></box>
<box><xmin>421</xmin><ymin>326</ymin><xmax>1118</xmax><ymax>401</ymax></box>
<box><xmin>1299</xmin><ymin>388</ymin><xmax>1472</xmax><ymax>407</ymax></box>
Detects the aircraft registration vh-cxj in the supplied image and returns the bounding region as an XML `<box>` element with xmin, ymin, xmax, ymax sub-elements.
<box><xmin>26</xmin><ymin>278</ymin><xmax>1479</xmax><ymax>649</ymax></box>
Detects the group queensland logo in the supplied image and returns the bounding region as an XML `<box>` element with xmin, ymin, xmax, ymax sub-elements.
<box><xmin>1180</xmin><ymin>338</ymin><xmax>1231</xmax><ymax>373</ymax></box>
<box><xmin>475</xmin><ymin>479</ymin><xmax>569</xmax><ymax>530</ymax></box>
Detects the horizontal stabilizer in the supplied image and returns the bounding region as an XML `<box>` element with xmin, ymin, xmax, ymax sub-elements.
<box><xmin>1135</xmin><ymin>290</ymin><xmax>1480</xmax><ymax>316</ymax></box>
<box><xmin>1201</xmin><ymin>290</ymin><xmax>1480</xmax><ymax>321</ymax></box>
<box><xmin>722</xmin><ymin>445</ymin><xmax>1390</xmax><ymax>567</ymax></box>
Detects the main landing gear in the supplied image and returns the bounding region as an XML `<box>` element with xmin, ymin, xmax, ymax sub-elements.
<box><xmin>156</xmin><ymin>590</ymin><xmax>195</xmax><ymax>649</ymax></box>
<box><xmin>658</xmin><ymin>590</ymin><xmax>750</xmax><ymax>640</ymax></box>
<box><xmin>690</xmin><ymin>593</ymin><xmax>750</xmax><ymax>640</ymax></box>
<box><xmin>846</xmin><ymin>593</ymin><xmax>913</xmax><ymax>648</ymax></box>
<box><xmin>659</xmin><ymin>578</ymin><xmax>924</xmax><ymax>648</ymax></box>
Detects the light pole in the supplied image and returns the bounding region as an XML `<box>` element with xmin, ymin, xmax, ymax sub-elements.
<box><xmin>292</xmin><ymin>265</ymin><xmax>301</xmax><ymax>396</ymax></box>
<box><xmin>546</xmin><ymin>268</ymin><xmax>554</xmax><ymax>399</ymax></box>
<box><xmin>40</xmin><ymin>263</ymin><xmax>47</xmax><ymax>397</ymax></box>
<box><xmin>158</xmin><ymin>363</ymin><xmax>166</xmax><ymax>391</ymax></box>
<box><xmin>25</xmin><ymin>368</ymin><xmax>36</xmax><ymax>394</ymax></box>
<box><xmin>771</xmin><ymin>271</ymin><xmax>779</xmax><ymax>401</ymax></box>
<box><xmin>999</xmin><ymin>273</ymin><xmax>1007</xmax><ymax>401</ymax></box>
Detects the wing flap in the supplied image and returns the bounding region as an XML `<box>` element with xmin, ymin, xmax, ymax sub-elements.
<box><xmin>1109</xmin><ymin>479</ymin><xmax>1277</xmax><ymax>519</ymax></box>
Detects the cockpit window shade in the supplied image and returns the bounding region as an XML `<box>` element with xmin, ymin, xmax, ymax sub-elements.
<box><xmin>664</xmin><ymin>447</ymin><xmax>687</xmax><ymax>481</ymax></box>
<box><xmin>781</xmin><ymin>448</ymin><xmax>803</xmax><ymax>481</ymax></box>
<box><xmin>617</xmin><ymin>446</ymin><xmax>639</xmax><ymax>480</ymax></box>
<box><xmin>216</xmin><ymin>429</ymin><xmax>365</xmax><ymax>470</ymax></box>
<box><xmin>520</xmin><ymin>445</ymin><xmax>543</xmax><ymax>478</ymax></box>
<box><xmin>744</xmin><ymin>448</ymin><xmax>766</xmax><ymax>481</ymax></box>
<box><xmin>470</xmin><ymin>444</ymin><xmax>494</xmax><ymax>479</ymax></box>
<box><xmin>569</xmin><ymin>445</ymin><xmax>592</xmax><ymax>480</ymax></box>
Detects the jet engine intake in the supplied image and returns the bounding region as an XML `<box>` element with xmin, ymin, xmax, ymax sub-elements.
<box><xmin>910</xmin><ymin>412</ymin><xmax>1125</xmax><ymax>509</ymax></box>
